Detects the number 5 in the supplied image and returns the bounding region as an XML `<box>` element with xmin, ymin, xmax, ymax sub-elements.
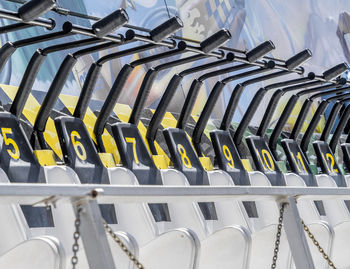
<box><xmin>1</xmin><ymin>128</ymin><xmax>20</xmax><ymax>159</ymax></box>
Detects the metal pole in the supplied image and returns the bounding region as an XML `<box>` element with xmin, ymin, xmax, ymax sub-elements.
<box><xmin>73</xmin><ymin>196</ymin><xmax>116</xmax><ymax>269</ymax></box>
<box><xmin>282</xmin><ymin>197</ymin><xmax>315</xmax><ymax>269</ymax></box>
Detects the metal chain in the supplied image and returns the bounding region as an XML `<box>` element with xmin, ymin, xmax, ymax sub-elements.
<box><xmin>103</xmin><ymin>220</ymin><xmax>145</xmax><ymax>269</ymax></box>
<box><xmin>71</xmin><ymin>207</ymin><xmax>82</xmax><ymax>269</ymax></box>
<box><xmin>271</xmin><ymin>203</ymin><xmax>286</xmax><ymax>269</ymax></box>
<box><xmin>301</xmin><ymin>220</ymin><xmax>337</xmax><ymax>269</ymax></box>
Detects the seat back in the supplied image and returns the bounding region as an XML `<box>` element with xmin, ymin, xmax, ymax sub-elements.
<box><xmin>44</xmin><ymin>166</ymin><xmax>138</xmax><ymax>268</ymax></box>
<box><xmin>248</xmin><ymin>171</ymin><xmax>279</xmax><ymax>231</ymax></box>
<box><xmin>163</xmin><ymin>128</ymin><xmax>217</xmax><ymax>221</ymax></box>
<box><xmin>111</xmin><ymin>123</ymin><xmax>170</xmax><ymax>223</ymax></box>
<box><xmin>160</xmin><ymin>169</ymin><xmax>208</xmax><ymax>240</ymax></box>
<box><xmin>206</xmin><ymin>170</ymin><xmax>249</xmax><ymax>230</ymax></box>
<box><xmin>107</xmin><ymin>167</ymin><xmax>159</xmax><ymax>245</ymax></box>
<box><xmin>284</xmin><ymin>173</ymin><xmax>321</xmax><ymax>224</ymax></box>
<box><xmin>0</xmin><ymin>170</ymin><xmax>28</xmax><ymax>255</ymax></box>
<box><xmin>54</xmin><ymin>116</ymin><xmax>109</xmax><ymax>184</ymax></box>
<box><xmin>246</xmin><ymin>136</ymin><xmax>285</xmax><ymax>186</ymax></box>
<box><xmin>316</xmin><ymin>174</ymin><xmax>350</xmax><ymax>226</ymax></box>
<box><xmin>0</xmin><ymin>113</ymin><xmax>53</xmax><ymax>228</ymax></box>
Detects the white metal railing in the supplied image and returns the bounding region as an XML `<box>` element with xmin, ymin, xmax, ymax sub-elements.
<box><xmin>1</xmin><ymin>183</ymin><xmax>349</xmax><ymax>269</ymax></box>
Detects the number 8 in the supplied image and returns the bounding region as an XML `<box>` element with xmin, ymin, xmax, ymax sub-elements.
<box><xmin>177</xmin><ymin>144</ymin><xmax>192</xmax><ymax>168</ymax></box>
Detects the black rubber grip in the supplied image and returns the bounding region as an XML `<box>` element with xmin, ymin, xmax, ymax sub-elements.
<box><xmin>34</xmin><ymin>54</ymin><xmax>77</xmax><ymax>132</ymax></box>
<box><xmin>320</xmin><ymin>101</ymin><xmax>342</xmax><ymax>141</ymax></box>
<box><xmin>257</xmin><ymin>89</ymin><xmax>283</xmax><ymax>137</ymax></box>
<box><xmin>269</xmin><ymin>94</ymin><xmax>299</xmax><ymax>151</ymax></box>
<box><xmin>246</xmin><ymin>40</ymin><xmax>275</xmax><ymax>63</ymax></box>
<box><xmin>146</xmin><ymin>74</ymin><xmax>183</xmax><ymax>144</ymax></box>
<box><xmin>18</xmin><ymin>0</ymin><xmax>56</xmax><ymax>22</ymax></box>
<box><xmin>234</xmin><ymin>88</ymin><xmax>268</xmax><ymax>145</ymax></box>
<box><xmin>177</xmin><ymin>79</ymin><xmax>203</xmax><ymax>129</ymax></box>
<box><xmin>200</xmin><ymin>29</ymin><xmax>231</xmax><ymax>53</ymax></box>
<box><xmin>330</xmin><ymin>104</ymin><xmax>350</xmax><ymax>152</ymax></box>
<box><xmin>290</xmin><ymin>99</ymin><xmax>312</xmax><ymax>140</ymax></box>
<box><xmin>129</xmin><ymin>68</ymin><xmax>158</xmax><ymax>125</ymax></box>
<box><xmin>94</xmin><ymin>64</ymin><xmax>134</xmax><ymax>137</ymax></box>
<box><xmin>285</xmin><ymin>49</ymin><xmax>312</xmax><ymax>71</ymax></box>
<box><xmin>220</xmin><ymin>83</ymin><xmax>244</xmax><ymax>130</ymax></box>
<box><xmin>0</xmin><ymin>42</ymin><xmax>16</xmax><ymax>74</ymax></box>
<box><xmin>300</xmin><ymin>100</ymin><xmax>329</xmax><ymax>153</ymax></box>
<box><xmin>10</xmin><ymin>50</ymin><xmax>46</xmax><ymax>117</ymax></box>
<box><xmin>74</xmin><ymin>63</ymin><xmax>102</xmax><ymax>119</ymax></box>
<box><xmin>92</xmin><ymin>8</ymin><xmax>128</xmax><ymax>38</ymax></box>
<box><xmin>192</xmin><ymin>81</ymin><xmax>225</xmax><ymax>145</ymax></box>
<box><xmin>150</xmin><ymin>16</ymin><xmax>183</xmax><ymax>42</ymax></box>
<box><xmin>323</xmin><ymin>63</ymin><xmax>348</xmax><ymax>80</ymax></box>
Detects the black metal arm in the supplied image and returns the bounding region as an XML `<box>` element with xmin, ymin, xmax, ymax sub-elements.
<box><xmin>233</xmin><ymin>50</ymin><xmax>312</xmax><ymax>145</ymax></box>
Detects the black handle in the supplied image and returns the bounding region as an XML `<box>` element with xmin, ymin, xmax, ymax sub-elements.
<box><xmin>92</xmin><ymin>8</ymin><xmax>128</xmax><ymax>38</ymax></box>
<box><xmin>0</xmin><ymin>22</ymin><xmax>36</xmax><ymax>34</ymax></box>
<box><xmin>177</xmin><ymin>79</ymin><xmax>203</xmax><ymax>129</ymax></box>
<box><xmin>73</xmin><ymin>63</ymin><xmax>102</xmax><ymax>119</ymax></box>
<box><xmin>200</xmin><ymin>29</ymin><xmax>231</xmax><ymax>53</ymax></box>
<box><xmin>220</xmin><ymin>63</ymin><xmax>278</xmax><ymax>130</ymax></box>
<box><xmin>14</xmin><ymin>22</ymin><xmax>73</xmax><ymax>48</ymax></box>
<box><xmin>257</xmin><ymin>89</ymin><xmax>283</xmax><ymax>137</ymax></box>
<box><xmin>246</xmin><ymin>40</ymin><xmax>275</xmax><ymax>63</ymax></box>
<box><xmin>150</xmin><ymin>16</ymin><xmax>183</xmax><ymax>42</ymax></box>
<box><xmin>130</xmin><ymin>42</ymin><xmax>186</xmax><ymax>67</ymax></box>
<box><xmin>146</xmin><ymin>74</ymin><xmax>183</xmax><ymax>153</ymax></box>
<box><xmin>300</xmin><ymin>100</ymin><xmax>329</xmax><ymax>153</ymax></box>
<box><xmin>330</xmin><ymin>103</ymin><xmax>350</xmax><ymax>152</ymax></box>
<box><xmin>234</xmin><ymin>88</ymin><xmax>268</xmax><ymax>145</ymax></box>
<box><xmin>323</xmin><ymin>63</ymin><xmax>348</xmax><ymax>80</ymax></box>
<box><xmin>192</xmin><ymin>81</ymin><xmax>225</xmax><ymax>151</ymax></box>
<box><xmin>34</xmin><ymin>54</ymin><xmax>77</xmax><ymax>132</ymax></box>
<box><xmin>290</xmin><ymin>98</ymin><xmax>313</xmax><ymax>140</ymax></box>
<box><xmin>285</xmin><ymin>49</ymin><xmax>312</xmax><ymax>71</ymax></box>
<box><xmin>18</xmin><ymin>0</ymin><xmax>56</xmax><ymax>22</ymax></box>
<box><xmin>94</xmin><ymin>64</ymin><xmax>134</xmax><ymax>138</ymax></box>
<box><xmin>129</xmin><ymin>68</ymin><xmax>158</xmax><ymax>125</ymax></box>
<box><xmin>0</xmin><ymin>42</ymin><xmax>17</xmax><ymax>75</ymax></box>
<box><xmin>10</xmin><ymin>50</ymin><xmax>46</xmax><ymax>117</ymax></box>
<box><xmin>269</xmin><ymin>94</ymin><xmax>299</xmax><ymax>151</ymax></box>
<box><xmin>320</xmin><ymin>101</ymin><xmax>342</xmax><ymax>141</ymax></box>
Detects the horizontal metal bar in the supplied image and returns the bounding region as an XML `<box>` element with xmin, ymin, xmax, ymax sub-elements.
<box><xmin>0</xmin><ymin>9</ymin><xmax>55</xmax><ymax>29</ymax></box>
<box><xmin>0</xmin><ymin>184</ymin><xmax>350</xmax><ymax>205</ymax></box>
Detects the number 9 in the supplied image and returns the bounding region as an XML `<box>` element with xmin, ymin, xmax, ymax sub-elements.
<box><xmin>222</xmin><ymin>145</ymin><xmax>234</xmax><ymax>168</ymax></box>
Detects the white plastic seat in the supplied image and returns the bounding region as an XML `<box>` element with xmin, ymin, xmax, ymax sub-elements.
<box><xmin>244</xmin><ymin>171</ymin><xmax>291</xmax><ymax>269</ymax></box>
<box><xmin>161</xmin><ymin>168</ymin><xmax>250</xmax><ymax>269</ymax></box>
<box><xmin>44</xmin><ymin>165</ymin><xmax>139</xmax><ymax>269</ymax></box>
<box><xmin>105</xmin><ymin>166</ymin><xmax>200</xmax><ymax>269</ymax></box>
<box><xmin>285</xmin><ymin>173</ymin><xmax>333</xmax><ymax>269</ymax></box>
<box><xmin>0</xmin><ymin>169</ymin><xmax>64</xmax><ymax>269</ymax></box>
<box><xmin>316</xmin><ymin>174</ymin><xmax>350</xmax><ymax>268</ymax></box>
<box><xmin>0</xmin><ymin>236</ymin><xmax>63</xmax><ymax>269</ymax></box>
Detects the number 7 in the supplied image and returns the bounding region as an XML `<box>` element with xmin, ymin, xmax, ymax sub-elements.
<box><xmin>125</xmin><ymin>137</ymin><xmax>139</xmax><ymax>164</ymax></box>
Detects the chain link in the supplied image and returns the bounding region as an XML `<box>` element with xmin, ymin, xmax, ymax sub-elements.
<box><xmin>271</xmin><ymin>203</ymin><xmax>286</xmax><ymax>269</ymax></box>
<box><xmin>71</xmin><ymin>207</ymin><xmax>82</xmax><ymax>269</ymax></box>
<box><xmin>271</xmin><ymin>202</ymin><xmax>337</xmax><ymax>269</ymax></box>
<box><xmin>103</xmin><ymin>220</ymin><xmax>145</xmax><ymax>269</ymax></box>
<box><xmin>301</xmin><ymin>220</ymin><xmax>336</xmax><ymax>269</ymax></box>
